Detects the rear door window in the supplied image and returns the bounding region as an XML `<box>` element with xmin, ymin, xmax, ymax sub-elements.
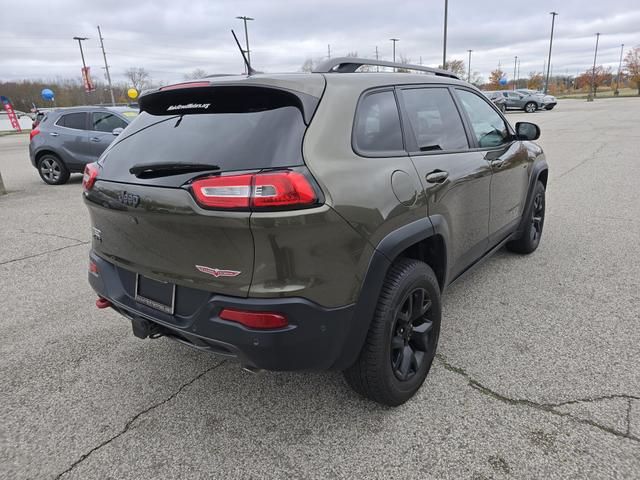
<box><xmin>57</xmin><ymin>112</ymin><xmax>87</xmax><ymax>130</ymax></box>
<box><xmin>353</xmin><ymin>90</ymin><xmax>404</xmax><ymax>155</ymax></box>
<box><xmin>91</xmin><ymin>112</ymin><xmax>128</xmax><ymax>132</ymax></box>
<box><xmin>400</xmin><ymin>87</ymin><xmax>468</xmax><ymax>152</ymax></box>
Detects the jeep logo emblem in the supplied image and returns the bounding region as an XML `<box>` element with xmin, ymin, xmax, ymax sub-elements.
<box><xmin>117</xmin><ymin>191</ymin><xmax>140</xmax><ymax>207</ymax></box>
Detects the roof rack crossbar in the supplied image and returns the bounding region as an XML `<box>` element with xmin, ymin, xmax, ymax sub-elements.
<box><xmin>312</xmin><ymin>57</ymin><xmax>460</xmax><ymax>79</ymax></box>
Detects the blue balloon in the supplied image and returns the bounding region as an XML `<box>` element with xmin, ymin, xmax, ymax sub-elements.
<box><xmin>41</xmin><ymin>88</ymin><xmax>55</xmax><ymax>101</ymax></box>
<box><xmin>499</xmin><ymin>77</ymin><xmax>508</xmax><ymax>86</ymax></box>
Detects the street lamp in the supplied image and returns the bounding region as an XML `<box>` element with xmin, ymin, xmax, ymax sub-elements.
<box><xmin>615</xmin><ymin>44</ymin><xmax>624</xmax><ymax>96</ymax></box>
<box><xmin>544</xmin><ymin>12</ymin><xmax>558</xmax><ymax>94</ymax></box>
<box><xmin>235</xmin><ymin>16</ymin><xmax>254</xmax><ymax>74</ymax></box>
<box><xmin>390</xmin><ymin>38</ymin><xmax>399</xmax><ymax>63</ymax></box>
<box><xmin>513</xmin><ymin>56</ymin><xmax>518</xmax><ymax>90</ymax></box>
<box><xmin>73</xmin><ymin>36</ymin><xmax>89</xmax><ymax>100</ymax></box>
<box><xmin>442</xmin><ymin>0</ymin><xmax>448</xmax><ymax>70</ymax></box>
<box><xmin>467</xmin><ymin>49</ymin><xmax>473</xmax><ymax>82</ymax></box>
<box><xmin>588</xmin><ymin>33</ymin><xmax>601</xmax><ymax>101</ymax></box>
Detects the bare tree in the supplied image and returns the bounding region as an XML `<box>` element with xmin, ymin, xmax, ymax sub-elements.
<box><xmin>439</xmin><ymin>59</ymin><xmax>465</xmax><ymax>77</ymax></box>
<box><xmin>624</xmin><ymin>46</ymin><xmax>640</xmax><ymax>95</ymax></box>
<box><xmin>300</xmin><ymin>58</ymin><xmax>314</xmax><ymax>72</ymax></box>
<box><xmin>183</xmin><ymin>68</ymin><xmax>208</xmax><ymax>80</ymax></box>
<box><xmin>124</xmin><ymin>67</ymin><xmax>151</xmax><ymax>92</ymax></box>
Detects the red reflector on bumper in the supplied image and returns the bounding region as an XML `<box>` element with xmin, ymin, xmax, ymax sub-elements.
<box><xmin>219</xmin><ymin>309</ymin><xmax>288</xmax><ymax>329</ymax></box>
<box><xmin>89</xmin><ymin>260</ymin><xmax>98</xmax><ymax>274</ymax></box>
<box><xmin>96</xmin><ymin>297</ymin><xmax>112</xmax><ymax>309</ymax></box>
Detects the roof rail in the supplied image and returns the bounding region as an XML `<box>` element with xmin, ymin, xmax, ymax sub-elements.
<box><xmin>312</xmin><ymin>57</ymin><xmax>460</xmax><ymax>79</ymax></box>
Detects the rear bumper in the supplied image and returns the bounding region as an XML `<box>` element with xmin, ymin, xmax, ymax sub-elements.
<box><xmin>89</xmin><ymin>252</ymin><xmax>357</xmax><ymax>371</ymax></box>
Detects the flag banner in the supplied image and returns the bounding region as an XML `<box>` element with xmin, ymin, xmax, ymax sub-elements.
<box><xmin>0</xmin><ymin>96</ymin><xmax>22</xmax><ymax>132</ymax></box>
<box><xmin>81</xmin><ymin>66</ymin><xmax>96</xmax><ymax>93</ymax></box>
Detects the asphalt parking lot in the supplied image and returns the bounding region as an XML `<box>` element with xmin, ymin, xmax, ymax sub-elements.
<box><xmin>1</xmin><ymin>98</ymin><xmax>639</xmax><ymax>479</ymax></box>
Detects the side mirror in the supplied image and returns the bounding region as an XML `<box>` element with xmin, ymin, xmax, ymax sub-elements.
<box><xmin>112</xmin><ymin>128</ymin><xmax>124</xmax><ymax>136</ymax></box>
<box><xmin>515</xmin><ymin>122</ymin><xmax>540</xmax><ymax>141</ymax></box>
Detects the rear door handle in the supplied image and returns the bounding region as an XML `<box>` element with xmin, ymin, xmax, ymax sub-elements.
<box><xmin>425</xmin><ymin>170</ymin><xmax>449</xmax><ymax>183</ymax></box>
<box><xmin>49</xmin><ymin>132</ymin><xmax>59</xmax><ymax>137</ymax></box>
<box><xmin>90</xmin><ymin>137</ymin><xmax>101</xmax><ymax>142</ymax></box>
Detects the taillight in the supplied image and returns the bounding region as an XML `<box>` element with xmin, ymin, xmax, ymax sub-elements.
<box><xmin>83</xmin><ymin>162</ymin><xmax>99</xmax><ymax>191</ymax></box>
<box><xmin>191</xmin><ymin>170</ymin><xmax>319</xmax><ymax>210</ymax></box>
<box><xmin>219</xmin><ymin>308</ymin><xmax>288</xmax><ymax>329</ymax></box>
<box><xmin>191</xmin><ymin>174</ymin><xmax>253</xmax><ymax>209</ymax></box>
<box><xmin>29</xmin><ymin>127</ymin><xmax>40</xmax><ymax>141</ymax></box>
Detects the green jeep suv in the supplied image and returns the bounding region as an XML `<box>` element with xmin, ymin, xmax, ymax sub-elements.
<box><xmin>83</xmin><ymin>58</ymin><xmax>548</xmax><ymax>406</ymax></box>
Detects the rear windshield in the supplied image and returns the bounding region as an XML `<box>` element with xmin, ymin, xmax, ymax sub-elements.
<box><xmin>99</xmin><ymin>86</ymin><xmax>312</xmax><ymax>184</ymax></box>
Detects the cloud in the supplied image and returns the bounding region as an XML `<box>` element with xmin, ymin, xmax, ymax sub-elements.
<box><xmin>0</xmin><ymin>0</ymin><xmax>638</xmax><ymax>83</ymax></box>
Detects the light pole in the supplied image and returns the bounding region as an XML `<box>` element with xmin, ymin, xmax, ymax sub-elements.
<box><xmin>73</xmin><ymin>36</ymin><xmax>89</xmax><ymax>101</ymax></box>
<box><xmin>442</xmin><ymin>0</ymin><xmax>448</xmax><ymax>70</ymax></box>
<box><xmin>588</xmin><ymin>33</ymin><xmax>601</xmax><ymax>101</ymax></box>
<box><xmin>390</xmin><ymin>38</ymin><xmax>399</xmax><ymax>63</ymax></box>
<box><xmin>615</xmin><ymin>43</ymin><xmax>624</xmax><ymax>96</ymax></box>
<box><xmin>236</xmin><ymin>16</ymin><xmax>254</xmax><ymax>73</ymax></box>
<box><xmin>467</xmin><ymin>49</ymin><xmax>472</xmax><ymax>82</ymax></box>
<box><xmin>97</xmin><ymin>26</ymin><xmax>116</xmax><ymax>106</ymax></box>
<box><xmin>544</xmin><ymin>12</ymin><xmax>558</xmax><ymax>94</ymax></box>
<box><xmin>513</xmin><ymin>56</ymin><xmax>518</xmax><ymax>90</ymax></box>
<box><xmin>390</xmin><ymin>38</ymin><xmax>399</xmax><ymax>71</ymax></box>
<box><xmin>517</xmin><ymin>58</ymin><xmax>521</xmax><ymax>89</ymax></box>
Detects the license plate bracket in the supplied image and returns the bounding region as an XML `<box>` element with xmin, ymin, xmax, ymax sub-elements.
<box><xmin>135</xmin><ymin>274</ymin><xmax>176</xmax><ymax>314</ymax></box>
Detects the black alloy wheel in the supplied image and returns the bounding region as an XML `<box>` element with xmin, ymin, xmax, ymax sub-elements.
<box><xmin>390</xmin><ymin>287</ymin><xmax>434</xmax><ymax>381</ymax></box>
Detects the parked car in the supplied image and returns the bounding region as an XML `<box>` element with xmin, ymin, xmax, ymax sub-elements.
<box><xmin>83</xmin><ymin>58</ymin><xmax>548</xmax><ymax>406</ymax></box>
<box><xmin>482</xmin><ymin>91</ymin><xmax>507</xmax><ymax>112</ymax></box>
<box><xmin>29</xmin><ymin>106</ymin><xmax>137</xmax><ymax>185</ymax></box>
<box><xmin>516</xmin><ymin>89</ymin><xmax>557</xmax><ymax>110</ymax></box>
<box><xmin>491</xmin><ymin>90</ymin><xmax>541</xmax><ymax>113</ymax></box>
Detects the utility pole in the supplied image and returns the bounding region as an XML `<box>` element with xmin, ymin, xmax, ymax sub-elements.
<box><xmin>390</xmin><ymin>38</ymin><xmax>399</xmax><ymax>71</ymax></box>
<box><xmin>615</xmin><ymin>43</ymin><xmax>624</xmax><ymax>95</ymax></box>
<box><xmin>236</xmin><ymin>16</ymin><xmax>254</xmax><ymax>73</ymax></box>
<box><xmin>588</xmin><ymin>33</ymin><xmax>601</xmax><ymax>101</ymax></box>
<box><xmin>73</xmin><ymin>36</ymin><xmax>89</xmax><ymax>102</ymax></box>
<box><xmin>442</xmin><ymin>0</ymin><xmax>448</xmax><ymax>70</ymax></box>
<box><xmin>375</xmin><ymin>46</ymin><xmax>379</xmax><ymax>72</ymax></box>
<box><xmin>513</xmin><ymin>56</ymin><xmax>518</xmax><ymax>90</ymax></box>
<box><xmin>97</xmin><ymin>26</ymin><xmax>115</xmax><ymax>106</ymax></box>
<box><xmin>327</xmin><ymin>44</ymin><xmax>331</xmax><ymax>59</ymax></box>
<box><xmin>544</xmin><ymin>12</ymin><xmax>558</xmax><ymax>94</ymax></box>
<box><xmin>467</xmin><ymin>50</ymin><xmax>472</xmax><ymax>82</ymax></box>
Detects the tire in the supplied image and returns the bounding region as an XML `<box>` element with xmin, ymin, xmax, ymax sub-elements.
<box><xmin>37</xmin><ymin>154</ymin><xmax>70</xmax><ymax>185</ymax></box>
<box><xmin>500</xmin><ymin>103</ymin><xmax>506</xmax><ymax>113</ymax></box>
<box><xmin>507</xmin><ymin>180</ymin><xmax>546</xmax><ymax>254</ymax></box>
<box><xmin>524</xmin><ymin>102</ymin><xmax>537</xmax><ymax>113</ymax></box>
<box><xmin>344</xmin><ymin>258</ymin><xmax>441</xmax><ymax>406</ymax></box>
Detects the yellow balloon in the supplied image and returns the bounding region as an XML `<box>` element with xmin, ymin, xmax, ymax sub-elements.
<box><xmin>127</xmin><ymin>88</ymin><xmax>138</xmax><ymax>99</ymax></box>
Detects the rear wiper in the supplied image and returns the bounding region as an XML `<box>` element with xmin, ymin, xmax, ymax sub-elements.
<box><xmin>129</xmin><ymin>162</ymin><xmax>220</xmax><ymax>178</ymax></box>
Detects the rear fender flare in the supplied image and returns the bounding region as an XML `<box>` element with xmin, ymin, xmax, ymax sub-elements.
<box><xmin>332</xmin><ymin>216</ymin><xmax>450</xmax><ymax>369</ymax></box>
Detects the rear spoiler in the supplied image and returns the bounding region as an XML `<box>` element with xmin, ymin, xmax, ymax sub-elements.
<box><xmin>138</xmin><ymin>84</ymin><xmax>320</xmax><ymax>124</ymax></box>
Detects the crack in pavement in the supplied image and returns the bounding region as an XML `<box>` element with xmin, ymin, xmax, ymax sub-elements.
<box><xmin>556</xmin><ymin>142</ymin><xmax>607</xmax><ymax>179</ymax></box>
<box><xmin>0</xmin><ymin>241</ymin><xmax>89</xmax><ymax>266</ymax></box>
<box><xmin>18</xmin><ymin>228</ymin><xmax>88</xmax><ymax>244</ymax></box>
<box><xmin>436</xmin><ymin>354</ymin><xmax>640</xmax><ymax>443</ymax></box>
<box><xmin>54</xmin><ymin>361</ymin><xmax>226</xmax><ymax>479</ymax></box>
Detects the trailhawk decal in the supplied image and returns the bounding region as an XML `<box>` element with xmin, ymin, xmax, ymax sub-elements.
<box><xmin>166</xmin><ymin>103</ymin><xmax>211</xmax><ymax>111</ymax></box>
<box><xmin>195</xmin><ymin>265</ymin><xmax>241</xmax><ymax>278</ymax></box>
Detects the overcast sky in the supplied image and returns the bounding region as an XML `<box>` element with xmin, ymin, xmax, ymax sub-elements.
<box><xmin>1</xmin><ymin>0</ymin><xmax>639</xmax><ymax>85</ymax></box>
